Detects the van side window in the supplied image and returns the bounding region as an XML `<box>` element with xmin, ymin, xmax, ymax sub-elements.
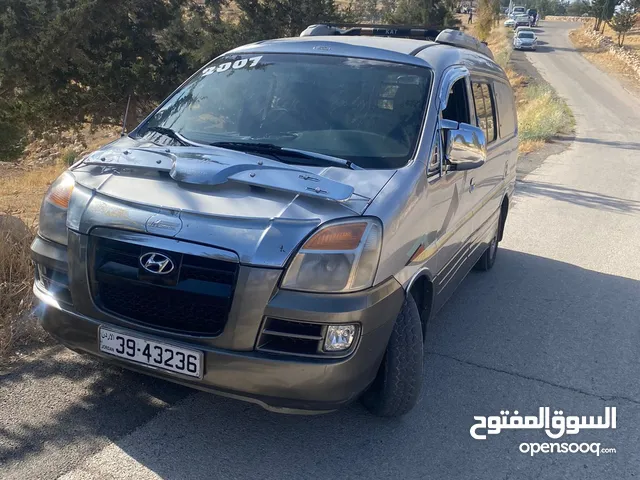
<box><xmin>471</xmin><ymin>81</ymin><xmax>497</xmax><ymax>143</ymax></box>
<box><xmin>494</xmin><ymin>81</ymin><xmax>517</xmax><ymax>138</ymax></box>
<box><xmin>442</xmin><ymin>78</ymin><xmax>470</xmax><ymax>124</ymax></box>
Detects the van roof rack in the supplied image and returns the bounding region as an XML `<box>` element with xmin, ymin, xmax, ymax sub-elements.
<box><xmin>300</xmin><ymin>23</ymin><xmax>446</xmax><ymax>39</ymax></box>
<box><xmin>300</xmin><ymin>24</ymin><xmax>494</xmax><ymax>60</ymax></box>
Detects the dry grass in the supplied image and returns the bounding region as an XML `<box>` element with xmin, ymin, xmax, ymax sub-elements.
<box><xmin>0</xmin><ymin>218</ymin><xmax>45</xmax><ymax>357</ymax></box>
<box><xmin>517</xmin><ymin>84</ymin><xmax>574</xmax><ymax>142</ymax></box>
<box><xmin>485</xmin><ymin>26</ymin><xmax>514</xmax><ymax>70</ymax></box>
<box><xmin>518</xmin><ymin>139</ymin><xmax>545</xmax><ymax>154</ymax></box>
<box><xmin>0</xmin><ymin>165</ymin><xmax>66</xmax><ymax>222</ymax></box>
<box><xmin>623</xmin><ymin>33</ymin><xmax>640</xmax><ymax>52</ymax></box>
<box><xmin>0</xmin><ymin>166</ymin><xmax>64</xmax><ymax>359</ymax></box>
<box><xmin>569</xmin><ymin>25</ymin><xmax>640</xmax><ymax>86</ymax></box>
<box><xmin>598</xmin><ymin>22</ymin><xmax>640</xmax><ymax>52</ymax></box>
<box><xmin>0</xmin><ymin>126</ymin><xmax>118</xmax><ymax>360</ymax></box>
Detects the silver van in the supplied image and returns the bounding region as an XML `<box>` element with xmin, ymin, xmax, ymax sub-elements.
<box><xmin>32</xmin><ymin>25</ymin><xmax>517</xmax><ymax>417</ymax></box>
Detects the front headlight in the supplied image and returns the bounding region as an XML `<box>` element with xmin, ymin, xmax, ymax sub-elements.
<box><xmin>281</xmin><ymin>218</ymin><xmax>382</xmax><ymax>293</ymax></box>
<box><xmin>38</xmin><ymin>172</ymin><xmax>75</xmax><ymax>245</ymax></box>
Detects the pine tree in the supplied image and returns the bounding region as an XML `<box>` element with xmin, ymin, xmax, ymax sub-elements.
<box><xmin>0</xmin><ymin>0</ymin><xmax>204</xmax><ymax>133</ymax></box>
<box><xmin>592</xmin><ymin>0</ymin><xmax>622</xmax><ymax>31</ymax></box>
<box><xmin>235</xmin><ymin>0</ymin><xmax>347</xmax><ymax>41</ymax></box>
<box><xmin>384</xmin><ymin>0</ymin><xmax>459</xmax><ymax>27</ymax></box>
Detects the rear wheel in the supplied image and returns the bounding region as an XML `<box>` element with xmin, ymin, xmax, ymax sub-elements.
<box><xmin>474</xmin><ymin>222</ymin><xmax>499</xmax><ymax>271</ymax></box>
<box><xmin>361</xmin><ymin>295</ymin><xmax>424</xmax><ymax>417</ymax></box>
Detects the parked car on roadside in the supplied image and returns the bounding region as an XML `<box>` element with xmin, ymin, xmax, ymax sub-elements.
<box><xmin>511</xmin><ymin>5</ymin><xmax>527</xmax><ymax>16</ymax></box>
<box><xmin>514</xmin><ymin>29</ymin><xmax>537</xmax><ymax>50</ymax></box>
<box><xmin>515</xmin><ymin>26</ymin><xmax>534</xmax><ymax>34</ymax></box>
<box><xmin>504</xmin><ymin>17</ymin><xmax>516</xmax><ymax>27</ymax></box>
<box><xmin>514</xmin><ymin>14</ymin><xmax>532</xmax><ymax>28</ymax></box>
<box><xmin>32</xmin><ymin>25</ymin><xmax>517</xmax><ymax>418</ymax></box>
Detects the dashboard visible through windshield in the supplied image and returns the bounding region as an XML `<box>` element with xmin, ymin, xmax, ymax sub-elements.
<box><xmin>137</xmin><ymin>53</ymin><xmax>433</xmax><ymax>169</ymax></box>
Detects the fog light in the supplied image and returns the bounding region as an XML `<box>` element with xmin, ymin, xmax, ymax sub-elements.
<box><xmin>324</xmin><ymin>324</ymin><xmax>358</xmax><ymax>352</ymax></box>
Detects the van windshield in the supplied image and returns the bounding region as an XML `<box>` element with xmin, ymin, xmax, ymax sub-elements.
<box><xmin>138</xmin><ymin>53</ymin><xmax>432</xmax><ymax>169</ymax></box>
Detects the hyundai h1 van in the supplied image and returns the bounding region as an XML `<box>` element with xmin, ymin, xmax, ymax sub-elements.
<box><xmin>32</xmin><ymin>26</ymin><xmax>517</xmax><ymax>417</ymax></box>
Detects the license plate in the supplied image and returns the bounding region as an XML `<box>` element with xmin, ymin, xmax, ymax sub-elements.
<box><xmin>99</xmin><ymin>328</ymin><xmax>203</xmax><ymax>378</ymax></box>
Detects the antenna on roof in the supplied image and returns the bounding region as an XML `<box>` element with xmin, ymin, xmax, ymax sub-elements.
<box><xmin>121</xmin><ymin>95</ymin><xmax>132</xmax><ymax>137</ymax></box>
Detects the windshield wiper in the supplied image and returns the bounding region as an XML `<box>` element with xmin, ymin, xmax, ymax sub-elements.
<box><xmin>209</xmin><ymin>142</ymin><xmax>360</xmax><ymax>170</ymax></box>
<box><xmin>143</xmin><ymin>126</ymin><xmax>196</xmax><ymax>147</ymax></box>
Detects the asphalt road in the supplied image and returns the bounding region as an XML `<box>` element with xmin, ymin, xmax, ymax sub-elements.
<box><xmin>2</xmin><ymin>21</ymin><xmax>640</xmax><ymax>480</ymax></box>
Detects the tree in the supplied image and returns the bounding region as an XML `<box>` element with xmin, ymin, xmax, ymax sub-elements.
<box><xmin>0</xmin><ymin>100</ymin><xmax>26</xmax><ymax>162</ymax></box>
<box><xmin>627</xmin><ymin>0</ymin><xmax>640</xmax><ymax>10</ymax></box>
<box><xmin>235</xmin><ymin>0</ymin><xmax>347</xmax><ymax>41</ymax></box>
<box><xmin>384</xmin><ymin>0</ymin><xmax>460</xmax><ymax>27</ymax></box>
<box><xmin>0</xmin><ymin>0</ymin><xmax>206</xmax><ymax>132</ymax></box>
<box><xmin>610</xmin><ymin>7</ymin><xmax>637</xmax><ymax>45</ymax></box>
<box><xmin>592</xmin><ymin>0</ymin><xmax>622</xmax><ymax>31</ymax></box>
<box><xmin>566</xmin><ymin>0</ymin><xmax>592</xmax><ymax>16</ymax></box>
<box><xmin>476</xmin><ymin>0</ymin><xmax>494</xmax><ymax>40</ymax></box>
<box><xmin>492</xmin><ymin>0</ymin><xmax>501</xmax><ymax>26</ymax></box>
<box><xmin>348</xmin><ymin>0</ymin><xmax>383</xmax><ymax>22</ymax></box>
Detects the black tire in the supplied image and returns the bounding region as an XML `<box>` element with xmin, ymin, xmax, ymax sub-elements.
<box><xmin>361</xmin><ymin>295</ymin><xmax>424</xmax><ymax>417</ymax></box>
<box><xmin>474</xmin><ymin>223</ymin><xmax>499</xmax><ymax>271</ymax></box>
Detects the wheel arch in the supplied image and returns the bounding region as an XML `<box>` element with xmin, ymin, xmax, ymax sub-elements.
<box><xmin>405</xmin><ymin>270</ymin><xmax>435</xmax><ymax>341</ymax></box>
<box><xmin>498</xmin><ymin>195</ymin><xmax>510</xmax><ymax>242</ymax></box>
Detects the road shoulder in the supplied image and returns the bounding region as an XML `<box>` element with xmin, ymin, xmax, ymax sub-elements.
<box><xmin>510</xmin><ymin>45</ymin><xmax>574</xmax><ymax>180</ymax></box>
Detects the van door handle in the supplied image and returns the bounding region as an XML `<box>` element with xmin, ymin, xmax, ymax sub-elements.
<box><xmin>469</xmin><ymin>178</ymin><xmax>475</xmax><ymax>193</ymax></box>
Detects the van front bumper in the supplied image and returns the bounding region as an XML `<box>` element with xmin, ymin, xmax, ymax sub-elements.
<box><xmin>32</xmin><ymin>234</ymin><xmax>404</xmax><ymax>414</ymax></box>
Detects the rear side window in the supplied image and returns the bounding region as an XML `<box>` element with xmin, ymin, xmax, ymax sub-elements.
<box><xmin>494</xmin><ymin>81</ymin><xmax>517</xmax><ymax>138</ymax></box>
<box><xmin>471</xmin><ymin>81</ymin><xmax>497</xmax><ymax>143</ymax></box>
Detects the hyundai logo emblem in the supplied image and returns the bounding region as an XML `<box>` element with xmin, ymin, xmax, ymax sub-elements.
<box><xmin>139</xmin><ymin>252</ymin><xmax>175</xmax><ymax>275</ymax></box>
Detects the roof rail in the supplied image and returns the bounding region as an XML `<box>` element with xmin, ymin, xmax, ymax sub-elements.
<box><xmin>300</xmin><ymin>23</ymin><xmax>445</xmax><ymax>39</ymax></box>
<box><xmin>300</xmin><ymin>24</ymin><xmax>494</xmax><ymax>60</ymax></box>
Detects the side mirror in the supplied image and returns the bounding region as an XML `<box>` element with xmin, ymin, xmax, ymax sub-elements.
<box><xmin>441</xmin><ymin>120</ymin><xmax>487</xmax><ymax>171</ymax></box>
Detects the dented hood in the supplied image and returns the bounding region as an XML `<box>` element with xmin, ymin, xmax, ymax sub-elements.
<box><xmin>69</xmin><ymin>141</ymin><xmax>396</xmax><ymax>266</ymax></box>
<box><xmin>75</xmin><ymin>142</ymin><xmax>396</xmax><ymax>216</ymax></box>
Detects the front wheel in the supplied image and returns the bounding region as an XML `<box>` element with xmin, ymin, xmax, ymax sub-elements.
<box><xmin>361</xmin><ymin>295</ymin><xmax>424</xmax><ymax>417</ymax></box>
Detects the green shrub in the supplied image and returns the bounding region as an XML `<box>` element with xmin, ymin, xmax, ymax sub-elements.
<box><xmin>0</xmin><ymin>110</ymin><xmax>27</xmax><ymax>162</ymax></box>
<box><xmin>518</xmin><ymin>84</ymin><xmax>574</xmax><ymax>141</ymax></box>
<box><xmin>62</xmin><ymin>150</ymin><xmax>79</xmax><ymax>166</ymax></box>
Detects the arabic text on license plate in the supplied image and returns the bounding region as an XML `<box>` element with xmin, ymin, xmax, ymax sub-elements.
<box><xmin>99</xmin><ymin>328</ymin><xmax>202</xmax><ymax>378</ymax></box>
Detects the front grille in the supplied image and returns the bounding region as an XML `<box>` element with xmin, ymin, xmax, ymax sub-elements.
<box><xmin>257</xmin><ymin>318</ymin><xmax>325</xmax><ymax>357</ymax></box>
<box><xmin>91</xmin><ymin>236</ymin><xmax>238</xmax><ymax>336</ymax></box>
<box><xmin>36</xmin><ymin>264</ymin><xmax>73</xmax><ymax>306</ymax></box>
